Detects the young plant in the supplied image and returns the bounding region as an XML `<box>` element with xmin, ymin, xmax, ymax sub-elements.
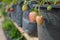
<box><xmin>2</xmin><ymin>18</ymin><xmax>14</xmax><ymax>31</ymax></box>
<box><xmin>2</xmin><ymin>10</ymin><xmax>7</xmax><ymax>17</ymax></box>
<box><xmin>35</xmin><ymin>0</ymin><xmax>58</xmax><ymax>25</ymax></box>
<box><xmin>34</xmin><ymin>0</ymin><xmax>45</xmax><ymax>25</ymax></box>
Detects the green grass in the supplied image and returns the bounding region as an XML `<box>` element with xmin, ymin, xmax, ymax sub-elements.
<box><xmin>2</xmin><ymin>18</ymin><xmax>26</xmax><ymax>40</ymax></box>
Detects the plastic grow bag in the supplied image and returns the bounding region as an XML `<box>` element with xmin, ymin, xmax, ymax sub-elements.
<box><xmin>15</xmin><ymin>4</ymin><xmax>23</xmax><ymax>27</ymax></box>
<box><xmin>22</xmin><ymin>5</ymin><xmax>37</xmax><ymax>36</ymax></box>
<box><xmin>7</xmin><ymin>11</ymin><xmax>11</xmax><ymax>18</ymax></box>
<box><xmin>37</xmin><ymin>5</ymin><xmax>60</xmax><ymax>40</ymax></box>
<box><xmin>29</xmin><ymin>1</ymin><xmax>38</xmax><ymax>9</ymax></box>
<box><xmin>22</xmin><ymin>18</ymin><xmax>37</xmax><ymax>36</ymax></box>
<box><xmin>23</xmin><ymin>4</ymin><xmax>31</xmax><ymax>20</ymax></box>
<box><xmin>23</xmin><ymin>10</ymin><xmax>30</xmax><ymax>20</ymax></box>
<box><xmin>10</xmin><ymin>5</ymin><xmax>16</xmax><ymax>22</ymax></box>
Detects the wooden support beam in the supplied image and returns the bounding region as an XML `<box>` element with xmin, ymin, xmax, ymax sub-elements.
<box><xmin>13</xmin><ymin>22</ymin><xmax>38</xmax><ymax>40</ymax></box>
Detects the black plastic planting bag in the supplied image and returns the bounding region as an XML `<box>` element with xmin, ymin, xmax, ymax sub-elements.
<box><xmin>23</xmin><ymin>10</ymin><xmax>30</xmax><ymax>20</ymax></box>
<box><xmin>22</xmin><ymin>8</ymin><xmax>37</xmax><ymax>36</ymax></box>
<box><xmin>10</xmin><ymin>5</ymin><xmax>16</xmax><ymax>22</ymax></box>
<box><xmin>23</xmin><ymin>1</ymin><xmax>38</xmax><ymax>19</ymax></box>
<box><xmin>37</xmin><ymin>5</ymin><xmax>60</xmax><ymax>40</ymax></box>
<box><xmin>23</xmin><ymin>4</ymin><xmax>31</xmax><ymax>20</ymax></box>
<box><xmin>7</xmin><ymin>11</ymin><xmax>11</xmax><ymax>17</ymax></box>
<box><xmin>29</xmin><ymin>1</ymin><xmax>38</xmax><ymax>9</ymax></box>
<box><xmin>15</xmin><ymin>4</ymin><xmax>23</xmax><ymax>27</ymax></box>
<box><xmin>37</xmin><ymin>23</ymin><xmax>54</xmax><ymax>40</ymax></box>
<box><xmin>22</xmin><ymin>18</ymin><xmax>37</xmax><ymax>36</ymax></box>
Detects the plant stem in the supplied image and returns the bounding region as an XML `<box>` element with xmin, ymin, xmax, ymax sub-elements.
<box><xmin>38</xmin><ymin>0</ymin><xmax>45</xmax><ymax>16</ymax></box>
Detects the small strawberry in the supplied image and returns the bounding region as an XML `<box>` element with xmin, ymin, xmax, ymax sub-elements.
<box><xmin>10</xmin><ymin>8</ymin><xmax>14</xmax><ymax>13</ymax></box>
<box><xmin>36</xmin><ymin>15</ymin><xmax>44</xmax><ymax>25</ymax></box>
<box><xmin>47</xmin><ymin>5</ymin><xmax>52</xmax><ymax>10</ymax></box>
<box><xmin>22</xmin><ymin>4</ymin><xmax>28</xmax><ymax>12</ymax></box>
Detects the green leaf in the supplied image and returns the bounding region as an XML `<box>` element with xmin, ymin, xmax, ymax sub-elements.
<box><xmin>2</xmin><ymin>0</ymin><xmax>12</xmax><ymax>4</ymax></box>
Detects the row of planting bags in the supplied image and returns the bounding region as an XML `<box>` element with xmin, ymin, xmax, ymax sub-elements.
<box><xmin>6</xmin><ymin>1</ymin><xmax>60</xmax><ymax>40</ymax></box>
